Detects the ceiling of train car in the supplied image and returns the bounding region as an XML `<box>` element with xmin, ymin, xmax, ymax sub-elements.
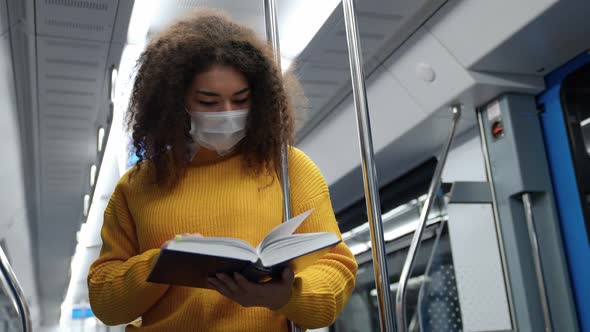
<box><xmin>16</xmin><ymin>0</ymin><xmax>132</xmax><ymax>324</ymax></box>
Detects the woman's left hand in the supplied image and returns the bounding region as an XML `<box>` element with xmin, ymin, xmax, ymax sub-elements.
<box><xmin>207</xmin><ymin>268</ymin><xmax>295</xmax><ymax>310</ymax></box>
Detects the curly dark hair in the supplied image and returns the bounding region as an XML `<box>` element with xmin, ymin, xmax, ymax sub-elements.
<box><xmin>127</xmin><ymin>9</ymin><xmax>302</xmax><ymax>187</ymax></box>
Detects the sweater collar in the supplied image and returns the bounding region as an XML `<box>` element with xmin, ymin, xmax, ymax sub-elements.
<box><xmin>188</xmin><ymin>147</ymin><xmax>240</xmax><ymax>167</ymax></box>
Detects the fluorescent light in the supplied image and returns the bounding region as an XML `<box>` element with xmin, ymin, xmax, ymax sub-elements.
<box><xmin>85</xmin><ymin>317</ymin><xmax>97</xmax><ymax>328</ymax></box>
<box><xmin>383</xmin><ymin>215</ymin><xmax>447</xmax><ymax>242</ymax></box>
<box><xmin>110</xmin><ymin>67</ymin><xmax>118</xmax><ymax>102</ymax></box>
<box><xmin>383</xmin><ymin>221</ymin><xmax>419</xmax><ymax>242</ymax></box>
<box><xmin>342</xmin><ymin>222</ymin><xmax>370</xmax><ymax>241</ymax></box>
<box><xmin>382</xmin><ymin>199</ymin><xmax>419</xmax><ymax>221</ymax></box>
<box><xmin>279</xmin><ymin>0</ymin><xmax>340</xmax><ymax>59</ymax></box>
<box><xmin>342</xmin><ymin>200</ymin><xmax>420</xmax><ymax>242</ymax></box>
<box><xmin>581</xmin><ymin>117</ymin><xmax>590</xmax><ymax>127</ymax></box>
<box><xmin>97</xmin><ymin>127</ymin><xmax>105</xmax><ymax>152</ymax></box>
<box><xmin>281</xmin><ymin>56</ymin><xmax>292</xmax><ymax>72</ymax></box>
<box><xmin>90</xmin><ymin>165</ymin><xmax>97</xmax><ymax>187</ymax></box>
<box><xmin>369</xmin><ymin>276</ymin><xmax>430</xmax><ymax>296</ymax></box>
<box><xmin>83</xmin><ymin>194</ymin><xmax>90</xmax><ymax>217</ymax></box>
<box><xmin>127</xmin><ymin>0</ymin><xmax>159</xmax><ymax>45</ymax></box>
<box><xmin>349</xmin><ymin>242</ymin><xmax>370</xmax><ymax>255</ymax></box>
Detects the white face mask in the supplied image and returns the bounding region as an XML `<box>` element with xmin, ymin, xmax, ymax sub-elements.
<box><xmin>186</xmin><ymin>109</ymin><xmax>249</xmax><ymax>158</ymax></box>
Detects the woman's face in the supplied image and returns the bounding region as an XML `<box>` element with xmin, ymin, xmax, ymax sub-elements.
<box><xmin>185</xmin><ymin>65</ymin><xmax>251</xmax><ymax>113</ymax></box>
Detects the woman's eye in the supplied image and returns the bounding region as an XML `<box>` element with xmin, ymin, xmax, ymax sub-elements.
<box><xmin>234</xmin><ymin>98</ymin><xmax>249</xmax><ymax>105</ymax></box>
<box><xmin>198</xmin><ymin>101</ymin><xmax>218</xmax><ymax>106</ymax></box>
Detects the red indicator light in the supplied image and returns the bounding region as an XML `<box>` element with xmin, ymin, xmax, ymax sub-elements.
<box><xmin>491</xmin><ymin>121</ymin><xmax>504</xmax><ymax>139</ymax></box>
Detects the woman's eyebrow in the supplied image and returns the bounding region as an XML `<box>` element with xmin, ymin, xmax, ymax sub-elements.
<box><xmin>195</xmin><ymin>90</ymin><xmax>219</xmax><ymax>97</ymax></box>
<box><xmin>232</xmin><ymin>87</ymin><xmax>250</xmax><ymax>96</ymax></box>
<box><xmin>195</xmin><ymin>87</ymin><xmax>249</xmax><ymax>97</ymax></box>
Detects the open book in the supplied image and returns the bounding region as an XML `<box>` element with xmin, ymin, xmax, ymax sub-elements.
<box><xmin>147</xmin><ymin>209</ymin><xmax>340</xmax><ymax>288</ymax></box>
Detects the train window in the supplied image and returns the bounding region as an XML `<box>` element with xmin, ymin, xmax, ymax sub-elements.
<box><xmin>330</xmin><ymin>156</ymin><xmax>465</xmax><ymax>331</ymax></box>
<box><xmin>582</xmin><ymin>118</ymin><xmax>590</xmax><ymax>157</ymax></box>
<box><xmin>334</xmin><ymin>193</ymin><xmax>459</xmax><ymax>332</ymax></box>
<box><xmin>335</xmin><ymin>158</ymin><xmax>437</xmax><ymax>233</ymax></box>
<box><xmin>561</xmin><ymin>61</ymin><xmax>590</xmax><ymax>238</ymax></box>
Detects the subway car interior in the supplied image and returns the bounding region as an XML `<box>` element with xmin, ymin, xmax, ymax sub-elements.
<box><xmin>0</xmin><ymin>0</ymin><xmax>589</xmax><ymax>331</ymax></box>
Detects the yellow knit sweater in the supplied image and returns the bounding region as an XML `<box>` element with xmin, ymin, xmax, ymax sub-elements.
<box><xmin>87</xmin><ymin>148</ymin><xmax>357</xmax><ymax>331</ymax></box>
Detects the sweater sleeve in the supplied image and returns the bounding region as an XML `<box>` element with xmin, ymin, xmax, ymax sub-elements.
<box><xmin>276</xmin><ymin>149</ymin><xmax>358</xmax><ymax>329</ymax></box>
<box><xmin>87</xmin><ymin>182</ymin><xmax>169</xmax><ymax>325</ymax></box>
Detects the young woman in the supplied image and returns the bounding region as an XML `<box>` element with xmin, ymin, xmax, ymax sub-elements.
<box><xmin>88</xmin><ymin>10</ymin><xmax>357</xmax><ymax>331</ymax></box>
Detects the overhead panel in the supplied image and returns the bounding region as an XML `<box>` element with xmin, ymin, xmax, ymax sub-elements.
<box><xmin>294</xmin><ymin>0</ymin><xmax>445</xmax><ymax>141</ymax></box>
<box><xmin>36</xmin><ymin>0</ymin><xmax>117</xmax><ymax>42</ymax></box>
<box><xmin>0</xmin><ymin>0</ymin><xmax>9</xmax><ymax>35</ymax></box>
<box><xmin>383</xmin><ymin>27</ymin><xmax>475</xmax><ymax>118</ymax></box>
<box><xmin>36</xmin><ymin>36</ymin><xmax>108</xmax><ymax>203</ymax></box>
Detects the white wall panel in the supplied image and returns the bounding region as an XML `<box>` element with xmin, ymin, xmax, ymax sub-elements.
<box><xmin>385</xmin><ymin>27</ymin><xmax>474</xmax><ymax>116</ymax></box>
<box><xmin>442</xmin><ymin>130</ymin><xmax>487</xmax><ymax>183</ymax></box>
<box><xmin>447</xmin><ymin>203</ymin><xmax>512</xmax><ymax>331</ymax></box>
<box><xmin>426</xmin><ymin>0</ymin><xmax>557</xmax><ymax>70</ymax></box>
<box><xmin>300</xmin><ymin>65</ymin><xmax>426</xmax><ymax>185</ymax></box>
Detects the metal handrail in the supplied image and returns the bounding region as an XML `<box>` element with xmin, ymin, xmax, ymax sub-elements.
<box><xmin>417</xmin><ymin>216</ymin><xmax>447</xmax><ymax>332</ymax></box>
<box><xmin>0</xmin><ymin>245</ymin><xmax>32</xmax><ymax>331</ymax></box>
<box><xmin>395</xmin><ymin>105</ymin><xmax>462</xmax><ymax>332</ymax></box>
<box><xmin>262</xmin><ymin>1</ymin><xmax>299</xmax><ymax>331</ymax></box>
<box><xmin>262</xmin><ymin>0</ymin><xmax>291</xmax><ymax>236</ymax></box>
<box><xmin>262</xmin><ymin>0</ymin><xmax>291</xmax><ymax>222</ymax></box>
<box><xmin>522</xmin><ymin>193</ymin><xmax>553</xmax><ymax>332</ymax></box>
<box><xmin>342</xmin><ymin>0</ymin><xmax>395</xmax><ymax>330</ymax></box>
<box><xmin>476</xmin><ymin>108</ymin><xmax>517</xmax><ymax>323</ymax></box>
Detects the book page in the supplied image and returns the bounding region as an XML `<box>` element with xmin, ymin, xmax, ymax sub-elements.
<box><xmin>166</xmin><ymin>237</ymin><xmax>258</xmax><ymax>262</ymax></box>
<box><xmin>256</xmin><ymin>209</ymin><xmax>314</xmax><ymax>254</ymax></box>
<box><xmin>259</xmin><ymin>232</ymin><xmax>340</xmax><ymax>268</ymax></box>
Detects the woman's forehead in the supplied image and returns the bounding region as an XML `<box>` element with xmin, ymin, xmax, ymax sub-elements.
<box><xmin>191</xmin><ymin>65</ymin><xmax>249</xmax><ymax>93</ymax></box>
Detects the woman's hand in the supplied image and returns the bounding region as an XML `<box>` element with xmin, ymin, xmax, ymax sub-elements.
<box><xmin>207</xmin><ymin>268</ymin><xmax>295</xmax><ymax>310</ymax></box>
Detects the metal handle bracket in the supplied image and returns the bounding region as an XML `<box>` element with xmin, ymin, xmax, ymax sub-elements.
<box><xmin>395</xmin><ymin>105</ymin><xmax>462</xmax><ymax>332</ymax></box>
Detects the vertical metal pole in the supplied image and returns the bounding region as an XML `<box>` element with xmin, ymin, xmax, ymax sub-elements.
<box><xmin>342</xmin><ymin>0</ymin><xmax>395</xmax><ymax>330</ymax></box>
<box><xmin>522</xmin><ymin>193</ymin><xmax>553</xmax><ymax>332</ymax></box>
<box><xmin>395</xmin><ymin>105</ymin><xmax>461</xmax><ymax>332</ymax></box>
<box><xmin>0</xmin><ymin>246</ymin><xmax>31</xmax><ymax>332</ymax></box>
<box><xmin>417</xmin><ymin>218</ymin><xmax>447</xmax><ymax>332</ymax></box>
<box><xmin>263</xmin><ymin>1</ymin><xmax>298</xmax><ymax>331</ymax></box>
<box><xmin>477</xmin><ymin>109</ymin><xmax>517</xmax><ymax>324</ymax></box>
<box><xmin>263</xmin><ymin>0</ymin><xmax>291</xmax><ymax>222</ymax></box>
